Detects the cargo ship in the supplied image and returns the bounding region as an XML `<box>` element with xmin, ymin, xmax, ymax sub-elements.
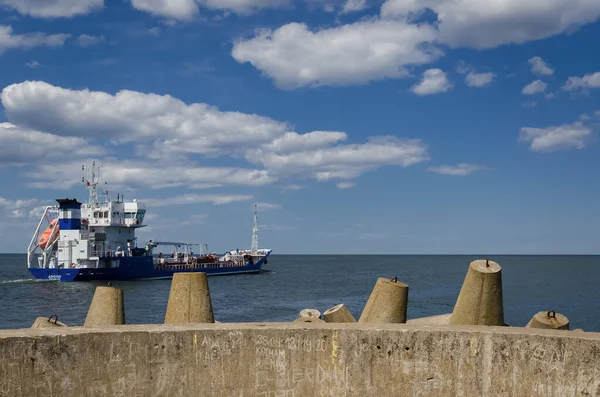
<box><xmin>26</xmin><ymin>162</ymin><xmax>272</xmax><ymax>282</ymax></box>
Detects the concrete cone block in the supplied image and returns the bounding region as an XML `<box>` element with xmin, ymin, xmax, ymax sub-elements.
<box><xmin>32</xmin><ymin>315</ymin><xmax>68</xmax><ymax>328</ymax></box>
<box><xmin>449</xmin><ymin>259</ymin><xmax>505</xmax><ymax>326</ymax></box>
<box><xmin>323</xmin><ymin>304</ymin><xmax>356</xmax><ymax>323</ymax></box>
<box><xmin>406</xmin><ymin>313</ymin><xmax>451</xmax><ymax>325</ymax></box>
<box><xmin>293</xmin><ymin>316</ymin><xmax>326</xmax><ymax>324</ymax></box>
<box><xmin>358</xmin><ymin>277</ymin><xmax>409</xmax><ymax>324</ymax></box>
<box><xmin>526</xmin><ymin>310</ymin><xmax>570</xmax><ymax>330</ymax></box>
<box><xmin>164</xmin><ymin>272</ymin><xmax>215</xmax><ymax>324</ymax></box>
<box><xmin>84</xmin><ymin>286</ymin><xmax>125</xmax><ymax>327</ymax></box>
<box><xmin>299</xmin><ymin>309</ymin><xmax>321</xmax><ymax>319</ymax></box>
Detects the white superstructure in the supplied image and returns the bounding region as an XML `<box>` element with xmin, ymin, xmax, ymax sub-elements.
<box><xmin>27</xmin><ymin>161</ymin><xmax>146</xmax><ymax>270</ymax></box>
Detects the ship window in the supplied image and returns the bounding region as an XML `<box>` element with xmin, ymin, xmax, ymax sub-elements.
<box><xmin>125</xmin><ymin>212</ymin><xmax>135</xmax><ymax>219</ymax></box>
<box><xmin>104</xmin><ymin>211</ymin><xmax>109</xmax><ymax>218</ymax></box>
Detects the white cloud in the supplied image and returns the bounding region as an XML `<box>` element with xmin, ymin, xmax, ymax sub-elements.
<box><xmin>522</xmin><ymin>80</ymin><xmax>547</xmax><ymax>95</ymax></box>
<box><xmin>23</xmin><ymin>159</ymin><xmax>274</xmax><ymax>190</ymax></box>
<box><xmin>28</xmin><ymin>206</ymin><xmax>48</xmax><ymax>219</ymax></box>
<box><xmin>25</xmin><ymin>60</ymin><xmax>42</xmax><ymax>68</ymax></box>
<box><xmin>563</xmin><ymin>72</ymin><xmax>600</xmax><ymax>92</ymax></box>
<box><xmin>281</xmin><ymin>184</ymin><xmax>306</xmax><ymax>192</ymax></box>
<box><xmin>255</xmin><ymin>202</ymin><xmax>281</xmax><ymax>211</ymax></box>
<box><xmin>427</xmin><ymin>163</ymin><xmax>486</xmax><ymax>176</ymax></box>
<box><xmin>465</xmin><ymin>71</ymin><xmax>495</xmax><ymax>87</ymax></box>
<box><xmin>336</xmin><ymin>181</ymin><xmax>356</xmax><ymax>188</ymax></box>
<box><xmin>0</xmin><ymin>197</ymin><xmax>43</xmax><ymax>221</ymax></box>
<box><xmin>130</xmin><ymin>0</ymin><xmax>199</xmax><ymax>20</ymax></box>
<box><xmin>1</xmin><ymin>80</ymin><xmax>290</xmax><ymax>156</ymax></box>
<box><xmin>0</xmin><ymin>197</ymin><xmax>39</xmax><ymax>208</ymax></box>
<box><xmin>0</xmin><ymin>0</ymin><xmax>104</xmax><ymax>18</ymax></box>
<box><xmin>231</xmin><ymin>19</ymin><xmax>441</xmax><ymax>89</ymax></box>
<box><xmin>519</xmin><ymin>121</ymin><xmax>592</xmax><ymax>152</ymax></box>
<box><xmin>201</xmin><ymin>0</ymin><xmax>290</xmax><ymax>14</ymax></box>
<box><xmin>595</xmin><ymin>110</ymin><xmax>600</xmax><ymax>117</ymax></box>
<box><xmin>261</xmin><ymin>131</ymin><xmax>347</xmax><ymax>154</ymax></box>
<box><xmin>249</xmin><ymin>135</ymin><xmax>429</xmax><ymax>180</ymax></box>
<box><xmin>143</xmin><ymin>194</ymin><xmax>253</xmax><ymax>207</ymax></box>
<box><xmin>2</xmin><ymin>80</ymin><xmax>429</xmax><ymax>187</ymax></box>
<box><xmin>528</xmin><ymin>56</ymin><xmax>554</xmax><ymax>76</ymax></box>
<box><xmin>455</xmin><ymin>62</ymin><xmax>494</xmax><ymax>87</ymax></box>
<box><xmin>147</xmin><ymin>27</ymin><xmax>161</xmax><ymax>37</ymax></box>
<box><xmin>77</xmin><ymin>34</ymin><xmax>105</xmax><ymax>47</ymax></box>
<box><xmin>455</xmin><ymin>60</ymin><xmax>470</xmax><ymax>75</ymax></box>
<box><xmin>129</xmin><ymin>0</ymin><xmax>289</xmax><ymax>18</ymax></box>
<box><xmin>411</xmin><ymin>68</ymin><xmax>451</xmax><ymax>95</ymax></box>
<box><xmin>341</xmin><ymin>0</ymin><xmax>367</xmax><ymax>14</ymax></box>
<box><xmin>0</xmin><ymin>25</ymin><xmax>70</xmax><ymax>54</ymax></box>
<box><xmin>0</xmin><ymin>123</ymin><xmax>106</xmax><ymax>167</ymax></box>
<box><xmin>381</xmin><ymin>0</ymin><xmax>600</xmax><ymax>49</ymax></box>
<box><xmin>181</xmin><ymin>214</ymin><xmax>209</xmax><ymax>225</ymax></box>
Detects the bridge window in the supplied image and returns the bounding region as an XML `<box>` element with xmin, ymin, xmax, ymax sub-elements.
<box><xmin>136</xmin><ymin>210</ymin><xmax>145</xmax><ymax>223</ymax></box>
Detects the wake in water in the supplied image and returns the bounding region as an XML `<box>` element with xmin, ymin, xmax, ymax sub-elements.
<box><xmin>0</xmin><ymin>278</ymin><xmax>48</xmax><ymax>284</ymax></box>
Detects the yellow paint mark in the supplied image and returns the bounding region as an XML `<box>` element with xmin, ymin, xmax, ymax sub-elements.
<box><xmin>193</xmin><ymin>334</ymin><xmax>197</xmax><ymax>347</ymax></box>
<box><xmin>331</xmin><ymin>330</ymin><xmax>339</xmax><ymax>366</ymax></box>
<box><xmin>469</xmin><ymin>336</ymin><xmax>478</xmax><ymax>357</ymax></box>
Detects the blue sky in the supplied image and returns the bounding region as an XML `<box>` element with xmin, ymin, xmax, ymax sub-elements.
<box><xmin>0</xmin><ymin>0</ymin><xmax>599</xmax><ymax>254</ymax></box>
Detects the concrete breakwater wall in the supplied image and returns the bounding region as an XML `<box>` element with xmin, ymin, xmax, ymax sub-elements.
<box><xmin>3</xmin><ymin>260</ymin><xmax>599</xmax><ymax>396</ymax></box>
<box><xmin>1</xmin><ymin>323</ymin><xmax>599</xmax><ymax>397</ymax></box>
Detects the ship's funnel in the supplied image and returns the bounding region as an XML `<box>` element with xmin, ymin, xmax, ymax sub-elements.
<box><xmin>84</xmin><ymin>286</ymin><xmax>125</xmax><ymax>327</ymax></box>
<box><xmin>449</xmin><ymin>259</ymin><xmax>505</xmax><ymax>326</ymax></box>
<box><xmin>164</xmin><ymin>272</ymin><xmax>215</xmax><ymax>324</ymax></box>
<box><xmin>323</xmin><ymin>304</ymin><xmax>356</xmax><ymax>323</ymax></box>
<box><xmin>526</xmin><ymin>310</ymin><xmax>570</xmax><ymax>330</ymax></box>
<box><xmin>358</xmin><ymin>277</ymin><xmax>408</xmax><ymax>324</ymax></box>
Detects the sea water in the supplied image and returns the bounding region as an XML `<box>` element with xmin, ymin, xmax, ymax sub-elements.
<box><xmin>1</xmin><ymin>254</ymin><xmax>598</xmax><ymax>331</ymax></box>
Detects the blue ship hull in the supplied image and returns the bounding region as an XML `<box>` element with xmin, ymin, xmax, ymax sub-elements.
<box><xmin>28</xmin><ymin>253</ymin><xmax>270</xmax><ymax>282</ymax></box>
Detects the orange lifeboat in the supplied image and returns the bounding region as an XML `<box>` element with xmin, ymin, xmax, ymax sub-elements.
<box><xmin>39</xmin><ymin>218</ymin><xmax>59</xmax><ymax>250</ymax></box>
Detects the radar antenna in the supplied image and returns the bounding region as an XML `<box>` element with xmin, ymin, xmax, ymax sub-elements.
<box><xmin>251</xmin><ymin>203</ymin><xmax>259</xmax><ymax>253</ymax></box>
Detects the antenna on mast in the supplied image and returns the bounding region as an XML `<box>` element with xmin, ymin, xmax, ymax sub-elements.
<box><xmin>82</xmin><ymin>160</ymin><xmax>106</xmax><ymax>207</ymax></box>
<box><xmin>251</xmin><ymin>203</ymin><xmax>259</xmax><ymax>253</ymax></box>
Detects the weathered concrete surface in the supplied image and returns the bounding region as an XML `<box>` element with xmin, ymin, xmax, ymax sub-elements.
<box><xmin>449</xmin><ymin>260</ymin><xmax>505</xmax><ymax>326</ymax></box>
<box><xmin>299</xmin><ymin>309</ymin><xmax>321</xmax><ymax>319</ymax></box>
<box><xmin>31</xmin><ymin>316</ymin><xmax>68</xmax><ymax>328</ymax></box>
<box><xmin>293</xmin><ymin>316</ymin><xmax>326</xmax><ymax>323</ymax></box>
<box><xmin>527</xmin><ymin>310</ymin><xmax>570</xmax><ymax>330</ymax></box>
<box><xmin>1</xmin><ymin>323</ymin><xmax>599</xmax><ymax>397</ymax></box>
<box><xmin>358</xmin><ymin>277</ymin><xmax>408</xmax><ymax>323</ymax></box>
<box><xmin>407</xmin><ymin>313</ymin><xmax>451</xmax><ymax>325</ymax></box>
<box><xmin>164</xmin><ymin>272</ymin><xmax>214</xmax><ymax>324</ymax></box>
<box><xmin>83</xmin><ymin>286</ymin><xmax>125</xmax><ymax>327</ymax></box>
<box><xmin>323</xmin><ymin>304</ymin><xmax>356</xmax><ymax>323</ymax></box>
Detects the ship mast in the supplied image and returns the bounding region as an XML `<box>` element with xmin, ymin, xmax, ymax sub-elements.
<box><xmin>82</xmin><ymin>161</ymin><xmax>105</xmax><ymax>208</ymax></box>
<box><xmin>251</xmin><ymin>203</ymin><xmax>259</xmax><ymax>253</ymax></box>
